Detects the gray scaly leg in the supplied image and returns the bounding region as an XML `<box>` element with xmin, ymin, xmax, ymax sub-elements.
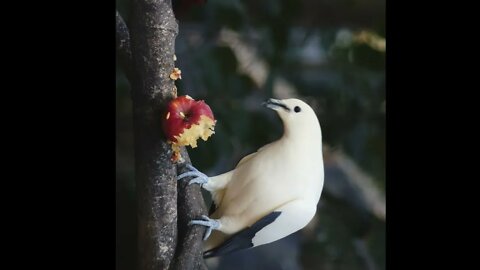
<box><xmin>189</xmin><ymin>215</ymin><xmax>220</xmax><ymax>240</ymax></box>
<box><xmin>177</xmin><ymin>164</ymin><xmax>209</xmax><ymax>186</ymax></box>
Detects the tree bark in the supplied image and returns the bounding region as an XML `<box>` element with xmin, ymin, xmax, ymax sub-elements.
<box><xmin>172</xmin><ymin>148</ymin><xmax>208</xmax><ymax>270</ymax></box>
<box><xmin>117</xmin><ymin>1</ymin><xmax>208</xmax><ymax>269</ymax></box>
<box><xmin>130</xmin><ymin>0</ymin><xmax>179</xmax><ymax>269</ymax></box>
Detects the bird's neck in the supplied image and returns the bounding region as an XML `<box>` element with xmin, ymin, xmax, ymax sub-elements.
<box><xmin>282</xmin><ymin>125</ymin><xmax>322</xmax><ymax>146</ymax></box>
<box><xmin>281</xmin><ymin>130</ymin><xmax>322</xmax><ymax>155</ymax></box>
<box><xmin>279</xmin><ymin>127</ymin><xmax>324</xmax><ymax>201</ymax></box>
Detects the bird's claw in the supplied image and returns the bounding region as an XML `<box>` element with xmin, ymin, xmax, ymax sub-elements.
<box><xmin>177</xmin><ymin>164</ymin><xmax>209</xmax><ymax>186</ymax></box>
<box><xmin>189</xmin><ymin>215</ymin><xmax>220</xmax><ymax>240</ymax></box>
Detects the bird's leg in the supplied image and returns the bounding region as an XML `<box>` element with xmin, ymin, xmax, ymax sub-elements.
<box><xmin>177</xmin><ymin>164</ymin><xmax>210</xmax><ymax>186</ymax></box>
<box><xmin>179</xmin><ymin>166</ymin><xmax>218</xmax><ymax>239</ymax></box>
<box><xmin>189</xmin><ymin>215</ymin><xmax>220</xmax><ymax>240</ymax></box>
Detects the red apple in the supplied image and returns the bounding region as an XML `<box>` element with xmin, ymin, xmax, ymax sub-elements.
<box><xmin>162</xmin><ymin>95</ymin><xmax>216</xmax><ymax>160</ymax></box>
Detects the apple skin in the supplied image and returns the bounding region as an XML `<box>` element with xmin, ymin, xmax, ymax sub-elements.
<box><xmin>162</xmin><ymin>95</ymin><xmax>215</xmax><ymax>147</ymax></box>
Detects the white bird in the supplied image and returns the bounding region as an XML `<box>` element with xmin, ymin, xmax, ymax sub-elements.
<box><xmin>178</xmin><ymin>98</ymin><xmax>324</xmax><ymax>258</ymax></box>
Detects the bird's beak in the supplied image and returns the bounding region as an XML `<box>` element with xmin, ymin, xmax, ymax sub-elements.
<box><xmin>262</xmin><ymin>98</ymin><xmax>290</xmax><ymax>112</ymax></box>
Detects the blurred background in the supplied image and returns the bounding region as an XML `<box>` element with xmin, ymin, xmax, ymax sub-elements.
<box><xmin>116</xmin><ymin>0</ymin><xmax>385</xmax><ymax>269</ymax></box>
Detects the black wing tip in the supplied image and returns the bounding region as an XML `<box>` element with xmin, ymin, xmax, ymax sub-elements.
<box><xmin>250</xmin><ymin>211</ymin><xmax>281</xmax><ymax>231</ymax></box>
<box><xmin>202</xmin><ymin>211</ymin><xmax>282</xmax><ymax>259</ymax></box>
<box><xmin>203</xmin><ymin>243</ymin><xmax>254</xmax><ymax>259</ymax></box>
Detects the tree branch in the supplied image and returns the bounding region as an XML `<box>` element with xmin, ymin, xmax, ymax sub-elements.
<box><xmin>128</xmin><ymin>0</ymin><xmax>208</xmax><ymax>269</ymax></box>
<box><xmin>171</xmin><ymin>147</ymin><xmax>208</xmax><ymax>270</ymax></box>
<box><xmin>129</xmin><ymin>0</ymin><xmax>179</xmax><ymax>269</ymax></box>
<box><xmin>116</xmin><ymin>10</ymin><xmax>134</xmax><ymax>82</ymax></box>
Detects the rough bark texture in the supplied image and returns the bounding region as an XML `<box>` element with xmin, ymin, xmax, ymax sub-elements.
<box><xmin>117</xmin><ymin>1</ymin><xmax>208</xmax><ymax>269</ymax></box>
<box><xmin>172</xmin><ymin>148</ymin><xmax>208</xmax><ymax>270</ymax></box>
<box><xmin>130</xmin><ymin>0</ymin><xmax>179</xmax><ymax>269</ymax></box>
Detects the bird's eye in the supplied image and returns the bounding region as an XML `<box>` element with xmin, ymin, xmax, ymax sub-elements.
<box><xmin>294</xmin><ymin>106</ymin><xmax>301</xmax><ymax>113</ymax></box>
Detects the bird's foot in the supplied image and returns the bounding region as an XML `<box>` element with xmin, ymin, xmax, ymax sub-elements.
<box><xmin>177</xmin><ymin>164</ymin><xmax>209</xmax><ymax>186</ymax></box>
<box><xmin>189</xmin><ymin>215</ymin><xmax>220</xmax><ymax>240</ymax></box>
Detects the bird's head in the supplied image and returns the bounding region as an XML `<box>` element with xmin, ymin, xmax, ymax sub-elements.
<box><xmin>262</xmin><ymin>98</ymin><xmax>322</xmax><ymax>139</ymax></box>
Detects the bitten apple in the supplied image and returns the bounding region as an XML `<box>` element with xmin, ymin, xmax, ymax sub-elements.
<box><xmin>162</xmin><ymin>95</ymin><xmax>216</xmax><ymax>160</ymax></box>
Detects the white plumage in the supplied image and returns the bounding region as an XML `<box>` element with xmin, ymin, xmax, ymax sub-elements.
<box><xmin>179</xmin><ymin>98</ymin><xmax>324</xmax><ymax>257</ymax></box>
